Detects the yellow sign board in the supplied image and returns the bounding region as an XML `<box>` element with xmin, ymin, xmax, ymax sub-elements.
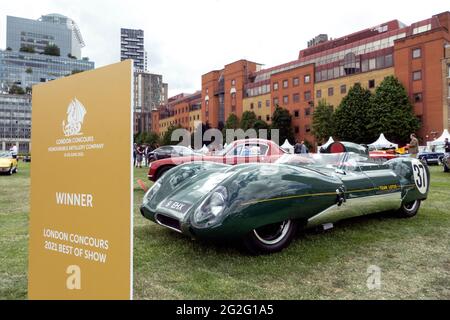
<box><xmin>28</xmin><ymin>60</ymin><xmax>133</xmax><ymax>299</ymax></box>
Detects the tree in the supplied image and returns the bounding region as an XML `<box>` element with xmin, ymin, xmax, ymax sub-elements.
<box><xmin>44</xmin><ymin>44</ymin><xmax>60</xmax><ymax>56</ymax></box>
<box><xmin>253</xmin><ymin>119</ymin><xmax>270</xmax><ymax>139</ymax></box>
<box><xmin>367</xmin><ymin>76</ymin><xmax>420</xmax><ymax>145</ymax></box>
<box><xmin>333</xmin><ymin>83</ymin><xmax>373</xmax><ymax>143</ymax></box>
<box><xmin>67</xmin><ymin>53</ymin><xmax>77</xmax><ymax>59</ymax></box>
<box><xmin>224</xmin><ymin>114</ymin><xmax>240</xmax><ymax>130</ymax></box>
<box><xmin>9</xmin><ymin>85</ymin><xmax>25</xmax><ymax>95</ymax></box>
<box><xmin>20</xmin><ymin>45</ymin><xmax>35</xmax><ymax>53</ymax></box>
<box><xmin>240</xmin><ymin>111</ymin><xmax>257</xmax><ymax>130</ymax></box>
<box><xmin>144</xmin><ymin>132</ymin><xmax>160</xmax><ymax>146</ymax></box>
<box><xmin>6</xmin><ymin>47</ymin><xmax>12</xmax><ymax>51</ymax></box>
<box><xmin>162</xmin><ymin>124</ymin><xmax>183</xmax><ymax>146</ymax></box>
<box><xmin>312</xmin><ymin>99</ymin><xmax>335</xmax><ymax>144</ymax></box>
<box><xmin>25</xmin><ymin>67</ymin><xmax>33</xmax><ymax>74</ymax></box>
<box><xmin>71</xmin><ymin>69</ymin><xmax>83</xmax><ymax>75</ymax></box>
<box><xmin>271</xmin><ymin>106</ymin><xmax>295</xmax><ymax>144</ymax></box>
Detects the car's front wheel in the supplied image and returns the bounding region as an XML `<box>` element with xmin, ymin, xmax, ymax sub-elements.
<box><xmin>243</xmin><ymin>219</ymin><xmax>298</xmax><ymax>255</ymax></box>
<box><xmin>396</xmin><ymin>200</ymin><xmax>421</xmax><ymax>218</ymax></box>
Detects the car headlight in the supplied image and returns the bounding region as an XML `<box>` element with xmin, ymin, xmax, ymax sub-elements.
<box><xmin>142</xmin><ymin>181</ymin><xmax>161</xmax><ymax>205</ymax></box>
<box><xmin>192</xmin><ymin>186</ymin><xmax>228</xmax><ymax>228</ymax></box>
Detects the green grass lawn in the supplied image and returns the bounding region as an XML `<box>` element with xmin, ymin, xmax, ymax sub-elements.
<box><xmin>1</xmin><ymin>162</ymin><xmax>450</xmax><ymax>299</ymax></box>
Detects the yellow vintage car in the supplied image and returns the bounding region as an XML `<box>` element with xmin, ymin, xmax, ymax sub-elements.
<box><xmin>0</xmin><ymin>151</ymin><xmax>18</xmax><ymax>175</ymax></box>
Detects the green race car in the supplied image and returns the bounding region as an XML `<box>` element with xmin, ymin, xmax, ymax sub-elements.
<box><xmin>140</xmin><ymin>146</ymin><xmax>430</xmax><ymax>254</ymax></box>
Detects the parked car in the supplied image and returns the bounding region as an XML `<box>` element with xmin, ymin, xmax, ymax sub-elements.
<box><xmin>147</xmin><ymin>139</ymin><xmax>286</xmax><ymax>181</ymax></box>
<box><xmin>141</xmin><ymin>147</ymin><xmax>429</xmax><ymax>254</ymax></box>
<box><xmin>148</xmin><ymin>145</ymin><xmax>200</xmax><ymax>162</ymax></box>
<box><xmin>417</xmin><ymin>145</ymin><xmax>445</xmax><ymax>165</ymax></box>
<box><xmin>0</xmin><ymin>151</ymin><xmax>18</xmax><ymax>175</ymax></box>
<box><xmin>442</xmin><ymin>153</ymin><xmax>450</xmax><ymax>172</ymax></box>
<box><xmin>369</xmin><ymin>150</ymin><xmax>398</xmax><ymax>162</ymax></box>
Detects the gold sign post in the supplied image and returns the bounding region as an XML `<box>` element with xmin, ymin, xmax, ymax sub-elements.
<box><xmin>28</xmin><ymin>60</ymin><xmax>133</xmax><ymax>299</ymax></box>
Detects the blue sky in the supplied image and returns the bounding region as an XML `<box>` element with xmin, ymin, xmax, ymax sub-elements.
<box><xmin>1</xmin><ymin>0</ymin><xmax>448</xmax><ymax>97</ymax></box>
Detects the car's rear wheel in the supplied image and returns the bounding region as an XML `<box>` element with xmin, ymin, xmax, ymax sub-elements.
<box><xmin>155</xmin><ymin>165</ymin><xmax>174</xmax><ymax>181</ymax></box>
<box><xmin>396</xmin><ymin>200</ymin><xmax>421</xmax><ymax>218</ymax></box>
<box><xmin>243</xmin><ymin>219</ymin><xmax>298</xmax><ymax>254</ymax></box>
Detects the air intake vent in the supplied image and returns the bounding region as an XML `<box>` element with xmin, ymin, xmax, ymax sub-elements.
<box><xmin>155</xmin><ymin>214</ymin><xmax>181</xmax><ymax>233</ymax></box>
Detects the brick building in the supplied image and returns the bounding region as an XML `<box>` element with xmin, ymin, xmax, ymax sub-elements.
<box><xmin>153</xmin><ymin>11</ymin><xmax>450</xmax><ymax>145</ymax></box>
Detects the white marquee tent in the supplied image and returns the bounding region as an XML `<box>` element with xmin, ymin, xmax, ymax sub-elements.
<box><xmin>321</xmin><ymin>136</ymin><xmax>334</xmax><ymax>149</ymax></box>
<box><xmin>368</xmin><ymin>133</ymin><xmax>398</xmax><ymax>149</ymax></box>
<box><xmin>280</xmin><ymin>139</ymin><xmax>294</xmax><ymax>154</ymax></box>
<box><xmin>430</xmin><ymin>129</ymin><xmax>450</xmax><ymax>146</ymax></box>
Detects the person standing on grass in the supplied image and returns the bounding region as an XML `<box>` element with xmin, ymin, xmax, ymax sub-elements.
<box><xmin>136</xmin><ymin>145</ymin><xmax>145</xmax><ymax>168</ymax></box>
<box><xmin>444</xmin><ymin>138</ymin><xmax>450</xmax><ymax>155</ymax></box>
<box><xmin>133</xmin><ymin>143</ymin><xmax>137</xmax><ymax>166</ymax></box>
<box><xmin>408</xmin><ymin>133</ymin><xmax>419</xmax><ymax>158</ymax></box>
<box><xmin>9</xmin><ymin>144</ymin><xmax>18</xmax><ymax>159</ymax></box>
<box><xmin>294</xmin><ymin>140</ymin><xmax>302</xmax><ymax>154</ymax></box>
<box><xmin>300</xmin><ymin>140</ymin><xmax>308</xmax><ymax>154</ymax></box>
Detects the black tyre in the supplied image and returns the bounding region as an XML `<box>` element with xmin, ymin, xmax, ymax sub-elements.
<box><xmin>243</xmin><ymin>219</ymin><xmax>298</xmax><ymax>255</ymax></box>
<box><xmin>155</xmin><ymin>165</ymin><xmax>174</xmax><ymax>181</ymax></box>
<box><xmin>396</xmin><ymin>200</ymin><xmax>421</xmax><ymax>218</ymax></box>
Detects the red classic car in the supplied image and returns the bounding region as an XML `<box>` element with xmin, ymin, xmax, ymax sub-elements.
<box><xmin>147</xmin><ymin>139</ymin><xmax>286</xmax><ymax>181</ymax></box>
<box><xmin>369</xmin><ymin>150</ymin><xmax>398</xmax><ymax>162</ymax></box>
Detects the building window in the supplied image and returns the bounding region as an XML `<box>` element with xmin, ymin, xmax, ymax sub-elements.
<box><xmin>304</xmin><ymin>74</ymin><xmax>311</xmax><ymax>84</ymax></box>
<box><xmin>304</xmin><ymin>91</ymin><xmax>311</xmax><ymax>101</ymax></box>
<box><xmin>231</xmin><ymin>79</ymin><xmax>236</xmax><ymax>86</ymax></box>
<box><xmin>305</xmin><ymin>108</ymin><xmax>311</xmax><ymax>116</ymax></box>
<box><xmin>294</xmin><ymin>110</ymin><xmax>300</xmax><ymax>118</ymax></box>
<box><xmin>283</xmin><ymin>80</ymin><xmax>289</xmax><ymax>88</ymax></box>
<box><xmin>340</xmin><ymin>85</ymin><xmax>346</xmax><ymax>94</ymax></box>
<box><xmin>447</xmin><ymin>64</ymin><xmax>450</xmax><ymax>77</ymax></box>
<box><xmin>231</xmin><ymin>92</ymin><xmax>236</xmax><ymax>106</ymax></box>
<box><xmin>368</xmin><ymin>79</ymin><xmax>375</xmax><ymax>89</ymax></box>
<box><xmin>258</xmin><ymin>101</ymin><xmax>262</xmax><ymax>108</ymax></box>
<box><xmin>412</xmin><ymin>48</ymin><xmax>421</xmax><ymax>59</ymax></box>
<box><xmin>328</xmin><ymin>87</ymin><xmax>334</xmax><ymax>96</ymax></box>
<box><xmin>293</xmin><ymin>93</ymin><xmax>300</xmax><ymax>103</ymax></box>
<box><xmin>414</xmin><ymin>92</ymin><xmax>423</xmax><ymax>103</ymax></box>
<box><xmin>316</xmin><ymin>89</ymin><xmax>322</xmax><ymax>98</ymax></box>
<box><xmin>250</xmin><ymin>102</ymin><xmax>254</xmax><ymax>109</ymax></box>
<box><xmin>305</xmin><ymin>125</ymin><xmax>311</xmax><ymax>133</ymax></box>
<box><xmin>273</xmin><ymin>82</ymin><xmax>279</xmax><ymax>91</ymax></box>
<box><xmin>266</xmin><ymin>99</ymin><xmax>270</xmax><ymax>107</ymax></box>
<box><xmin>283</xmin><ymin>95</ymin><xmax>289</xmax><ymax>104</ymax></box>
<box><xmin>258</xmin><ymin>116</ymin><xmax>261</xmax><ymax>120</ymax></box>
<box><xmin>273</xmin><ymin>97</ymin><xmax>279</xmax><ymax>106</ymax></box>
<box><xmin>294</xmin><ymin>126</ymin><xmax>300</xmax><ymax>134</ymax></box>
<box><xmin>266</xmin><ymin>115</ymin><xmax>270</xmax><ymax>121</ymax></box>
<box><xmin>293</xmin><ymin>77</ymin><xmax>299</xmax><ymax>86</ymax></box>
<box><xmin>413</xmin><ymin>70</ymin><xmax>422</xmax><ymax>81</ymax></box>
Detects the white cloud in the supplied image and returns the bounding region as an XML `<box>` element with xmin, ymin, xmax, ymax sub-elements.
<box><xmin>0</xmin><ymin>0</ymin><xmax>448</xmax><ymax>97</ymax></box>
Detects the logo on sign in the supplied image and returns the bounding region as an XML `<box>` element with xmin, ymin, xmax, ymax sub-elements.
<box><xmin>63</xmin><ymin>98</ymin><xmax>87</xmax><ymax>137</ymax></box>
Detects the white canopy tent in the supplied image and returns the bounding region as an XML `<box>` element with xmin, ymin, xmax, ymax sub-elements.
<box><xmin>280</xmin><ymin>139</ymin><xmax>294</xmax><ymax>154</ymax></box>
<box><xmin>321</xmin><ymin>136</ymin><xmax>334</xmax><ymax>149</ymax></box>
<box><xmin>368</xmin><ymin>133</ymin><xmax>398</xmax><ymax>149</ymax></box>
<box><xmin>430</xmin><ymin>129</ymin><xmax>450</xmax><ymax>146</ymax></box>
<box><xmin>200</xmin><ymin>144</ymin><xmax>209</xmax><ymax>154</ymax></box>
